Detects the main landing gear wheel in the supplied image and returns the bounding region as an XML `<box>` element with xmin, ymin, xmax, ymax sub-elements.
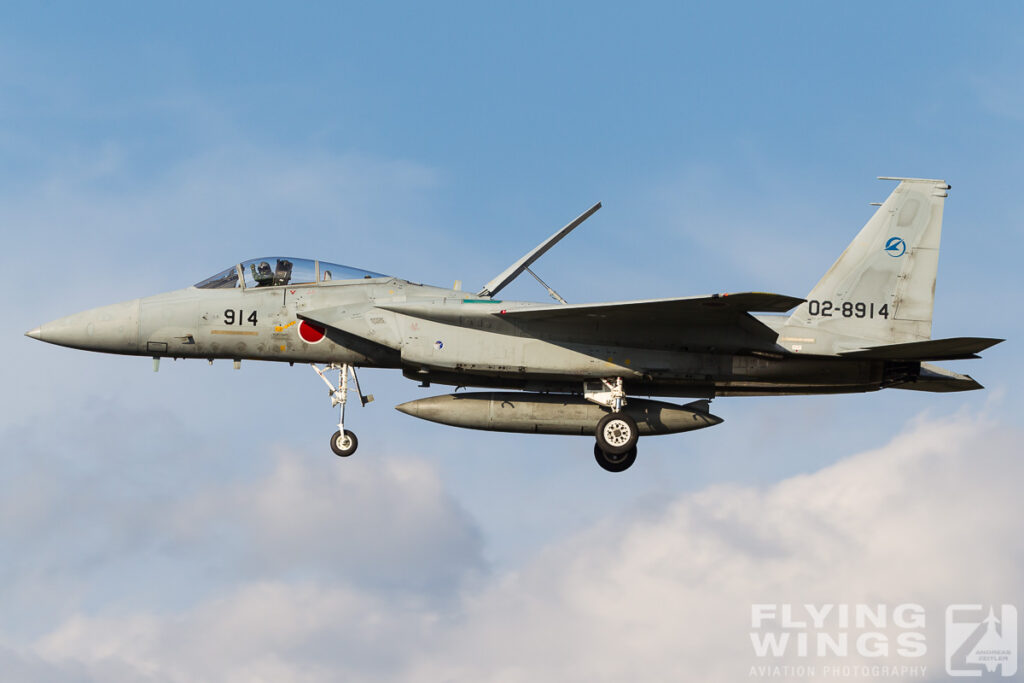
<box><xmin>594</xmin><ymin>443</ymin><xmax>637</xmax><ymax>473</ymax></box>
<box><xmin>330</xmin><ymin>429</ymin><xmax>358</xmax><ymax>457</ymax></box>
<box><xmin>595</xmin><ymin>412</ymin><xmax>639</xmax><ymax>455</ymax></box>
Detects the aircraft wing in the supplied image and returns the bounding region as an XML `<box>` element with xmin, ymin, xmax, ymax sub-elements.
<box><xmin>494</xmin><ymin>292</ymin><xmax>804</xmax><ymax>324</ymax></box>
<box><xmin>373</xmin><ymin>292</ymin><xmax>802</xmax><ymax>350</ymax></box>
<box><xmin>493</xmin><ymin>292</ymin><xmax>803</xmax><ymax>349</ymax></box>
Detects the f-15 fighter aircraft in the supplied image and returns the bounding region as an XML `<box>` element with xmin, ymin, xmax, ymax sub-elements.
<box><xmin>26</xmin><ymin>177</ymin><xmax>1002</xmax><ymax>471</ymax></box>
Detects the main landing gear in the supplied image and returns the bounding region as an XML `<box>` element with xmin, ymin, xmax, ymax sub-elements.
<box><xmin>593</xmin><ymin>443</ymin><xmax>638</xmax><ymax>473</ymax></box>
<box><xmin>312</xmin><ymin>363</ymin><xmax>373</xmax><ymax>458</ymax></box>
<box><xmin>585</xmin><ymin>377</ymin><xmax>640</xmax><ymax>472</ymax></box>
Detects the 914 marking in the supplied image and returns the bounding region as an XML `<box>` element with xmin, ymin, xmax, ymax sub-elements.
<box><xmin>807</xmin><ymin>300</ymin><xmax>889</xmax><ymax>319</ymax></box>
<box><xmin>223</xmin><ymin>309</ymin><xmax>258</xmax><ymax>326</ymax></box>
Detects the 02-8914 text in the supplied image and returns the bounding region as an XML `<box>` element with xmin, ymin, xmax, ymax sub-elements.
<box><xmin>806</xmin><ymin>300</ymin><xmax>889</xmax><ymax>319</ymax></box>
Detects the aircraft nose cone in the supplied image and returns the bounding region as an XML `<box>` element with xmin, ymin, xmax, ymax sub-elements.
<box><xmin>31</xmin><ymin>299</ymin><xmax>141</xmax><ymax>353</ymax></box>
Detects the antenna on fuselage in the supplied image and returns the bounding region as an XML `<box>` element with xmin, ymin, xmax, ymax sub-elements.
<box><xmin>477</xmin><ymin>201</ymin><xmax>601</xmax><ymax>301</ymax></box>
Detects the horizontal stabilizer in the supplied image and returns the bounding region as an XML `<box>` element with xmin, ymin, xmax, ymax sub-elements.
<box><xmin>890</xmin><ymin>363</ymin><xmax>984</xmax><ymax>392</ymax></box>
<box><xmin>839</xmin><ymin>336</ymin><xmax>1003</xmax><ymax>361</ymax></box>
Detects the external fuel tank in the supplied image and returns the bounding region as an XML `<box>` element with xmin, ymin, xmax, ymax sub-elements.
<box><xmin>395</xmin><ymin>392</ymin><xmax>723</xmax><ymax>436</ymax></box>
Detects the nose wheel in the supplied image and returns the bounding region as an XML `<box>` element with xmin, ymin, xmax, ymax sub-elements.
<box><xmin>312</xmin><ymin>363</ymin><xmax>373</xmax><ymax>459</ymax></box>
<box><xmin>330</xmin><ymin>429</ymin><xmax>359</xmax><ymax>457</ymax></box>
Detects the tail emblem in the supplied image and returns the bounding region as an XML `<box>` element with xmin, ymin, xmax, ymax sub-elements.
<box><xmin>884</xmin><ymin>236</ymin><xmax>907</xmax><ymax>257</ymax></box>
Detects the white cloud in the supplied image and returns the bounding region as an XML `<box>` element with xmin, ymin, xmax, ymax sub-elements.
<box><xmin>13</xmin><ymin>409</ymin><xmax>1021</xmax><ymax>682</ymax></box>
<box><xmin>0</xmin><ymin>429</ymin><xmax>485</xmax><ymax>649</ymax></box>
<box><xmin>171</xmin><ymin>453</ymin><xmax>486</xmax><ymax>592</ymax></box>
<box><xmin>36</xmin><ymin>582</ymin><xmax>439</xmax><ymax>683</ymax></box>
<box><xmin>409</xmin><ymin>410</ymin><xmax>1021</xmax><ymax>682</ymax></box>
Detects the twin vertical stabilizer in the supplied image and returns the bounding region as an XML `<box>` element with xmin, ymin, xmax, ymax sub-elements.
<box><xmin>780</xmin><ymin>177</ymin><xmax>950</xmax><ymax>355</ymax></box>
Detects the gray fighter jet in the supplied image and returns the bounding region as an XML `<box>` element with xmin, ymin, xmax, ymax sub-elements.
<box><xmin>26</xmin><ymin>177</ymin><xmax>1002</xmax><ymax>471</ymax></box>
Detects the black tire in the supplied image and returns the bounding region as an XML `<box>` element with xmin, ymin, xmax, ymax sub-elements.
<box><xmin>595</xmin><ymin>412</ymin><xmax>639</xmax><ymax>455</ymax></box>
<box><xmin>330</xmin><ymin>429</ymin><xmax>358</xmax><ymax>457</ymax></box>
<box><xmin>594</xmin><ymin>443</ymin><xmax>637</xmax><ymax>473</ymax></box>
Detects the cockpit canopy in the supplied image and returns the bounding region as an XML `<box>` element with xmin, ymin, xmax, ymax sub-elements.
<box><xmin>194</xmin><ymin>258</ymin><xmax>387</xmax><ymax>289</ymax></box>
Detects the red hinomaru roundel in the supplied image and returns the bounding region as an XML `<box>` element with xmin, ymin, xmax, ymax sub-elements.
<box><xmin>298</xmin><ymin>320</ymin><xmax>326</xmax><ymax>344</ymax></box>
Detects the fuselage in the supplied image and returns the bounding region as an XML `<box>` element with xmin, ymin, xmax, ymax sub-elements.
<box><xmin>28</xmin><ymin>266</ymin><xmax>908</xmax><ymax>399</ymax></box>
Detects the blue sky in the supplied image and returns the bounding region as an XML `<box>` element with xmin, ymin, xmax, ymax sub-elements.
<box><xmin>2</xmin><ymin>3</ymin><xmax>1022</xmax><ymax>681</ymax></box>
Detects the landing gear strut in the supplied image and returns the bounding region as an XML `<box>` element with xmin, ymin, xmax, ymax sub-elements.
<box><xmin>312</xmin><ymin>363</ymin><xmax>373</xmax><ymax>458</ymax></box>
<box><xmin>585</xmin><ymin>377</ymin><xmax>640</xmax><ymax>471</ymax></box>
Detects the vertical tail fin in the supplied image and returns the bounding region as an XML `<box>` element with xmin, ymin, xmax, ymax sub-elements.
<box><xmin>780</xmin><ymin>177</ymin><xmax>950</xmax><ymax>355</ymax></box>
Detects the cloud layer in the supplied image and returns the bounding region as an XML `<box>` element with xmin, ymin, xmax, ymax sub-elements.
<box><xmin>3</xmin><ymin>409</ymin><xmax>1018</xmax><ymax>682</ymax></box>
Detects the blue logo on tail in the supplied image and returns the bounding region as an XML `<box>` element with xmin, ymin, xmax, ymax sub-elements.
<box><xmin>884</xmin><ymin>237</ymin><xmax>907</xmax><ymax>257</ymax></box>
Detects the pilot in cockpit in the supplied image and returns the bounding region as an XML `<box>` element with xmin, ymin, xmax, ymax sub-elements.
<box><xmin>251</xmin><ymin>261</ymin><xmax>274</xmax><ymax>287</ymax></box>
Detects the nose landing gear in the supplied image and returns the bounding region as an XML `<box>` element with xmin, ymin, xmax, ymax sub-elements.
<box><xmin>312</xmin><ymin>363</ymin><xmax>373</xmax><ymax>458</ymax></box>
<box><xmin>331</xmin><ymin>429</ymin><xmax>358</xmax><ymax>457</ymax></box>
